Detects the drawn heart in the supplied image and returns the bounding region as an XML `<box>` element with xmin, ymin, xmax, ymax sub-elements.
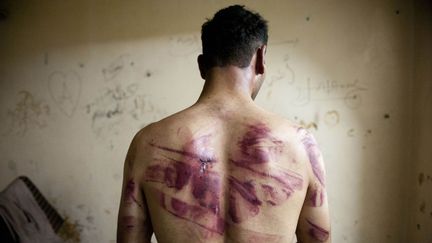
<box><xmin>48</xmin><ymin>71</ymin><xmax>82</xmax><ymax>117</ymax></box>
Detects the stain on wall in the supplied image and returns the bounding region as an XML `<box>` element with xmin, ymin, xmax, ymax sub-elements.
<box><xmin>4</xmin><ymin>91</ymin><xmax>50</xmax><ymax>136</ymax></box>
<box><xmin>47</xmin><ymin>70</ymin><xmax>82</xmax><ymax>118</ymax></box>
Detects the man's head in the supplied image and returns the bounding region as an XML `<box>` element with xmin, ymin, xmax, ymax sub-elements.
<box><xmin>200</xmin><ymin>5</ymin><xmax>268</xmax><ymax>68</ymax></box>
<box><xmin>198</xmin><ymin>5</ymin><xmax>268</xmax><ymax>98</ymax></box>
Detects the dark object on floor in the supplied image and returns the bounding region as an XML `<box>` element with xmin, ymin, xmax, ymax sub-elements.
<box><xmin>0</xmin><ymin>176</ymin><xmax>64</xmax><ymax>243</ymax></box>
<box><xmin>18</xmin><ymin>176</ymin><xmax>64</xmax><ymax>232</ymax></box>
<box><xmin>0</xmin><ymin>215</ymin><xmax>17</xmax><ymax>243</ymax></box>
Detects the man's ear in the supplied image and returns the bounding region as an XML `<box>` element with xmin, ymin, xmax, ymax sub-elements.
<box><xmin>255</xmin><ymin>45</ymin><xmax>266</xmax><ymax>75</ymax></box>
<box><xmin>197</xmin><ymin>54</ymin><xmax>207</xmax><ymax>80</ymax></box>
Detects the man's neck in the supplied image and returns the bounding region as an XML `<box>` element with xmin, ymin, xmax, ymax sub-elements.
<box><xmin>196</xmin><ymin>65</ymin><xmax>256</xmax><ymax>107</ymax></box>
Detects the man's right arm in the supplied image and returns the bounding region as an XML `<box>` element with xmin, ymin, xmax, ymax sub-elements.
<box><xmin>117</xmin><ymin>130</ymin><xmax>153</xmax><ymax>243</ymax></box>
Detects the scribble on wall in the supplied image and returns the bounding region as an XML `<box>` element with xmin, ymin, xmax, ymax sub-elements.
<box><xmin>87</xmin><ymin>84</ymin><xmax>164</xmax><ymax>143</ymax></box>
<box><xmin>270</xmin><ymin>38</ymin><xmax>299</xmax><ymax>47</ymax></box>
<box><xmin>87</xmin><ymin>84</ymin><xmax>132</xmax><ymax>136</ymax></box>
<box><xmin>4</xmin><ymin>90</ymin><xmax>50</xmax><ymax>136</ymax></box>
<box><xmin>102</xmin><ymin>54</ymin><xmax>131</xmax><ymax>82</ymax></box>
<box><xmin>293</xmin><ymin>78</ymin><xmax>367</xmax><ymax>109</ymax></box>
<box><xmin>168</xmin><ymin>34</ymin><xmax>200</xmax><ymax>57</ymax></box>
<box><xmin>269</xmin><ymin>54</ymin><xmax>296</xmax><ymax>86</ymax></box>
<box><xmin>87</xmin><ymin>55</ymin><xmax>165</xmax><ymax>145</ymax></box>
<box><xmin>265</xmin><ymin>50</ymin><xmax>298</xmax><ymax>100</ymax></box>
<box><xmin>48</xmin><ymin>70</ymin><xmax>82</xmax><ymax>117</ymax></box>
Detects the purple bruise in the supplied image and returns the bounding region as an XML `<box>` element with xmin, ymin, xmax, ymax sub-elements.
<box><xmin>238</xmin><ymin>123</ymin><xmax>283</xmax><ymax>164</ymax></box>
<box><xmin>174</xmin><ymin>161</ymin><xmax>192</xmax><ymax>189</ymax></box>
<box><xmin>309</xmin><ymin>189</ymin><xmax>324</xmax><ymax>207</ymax></box>
<box><xmin>191</xmin><ymin>171</ymin><xmax>221</xmax><ymax>214</ymax></box>
<box><xmin>125</xmin><ymin>180</ymin><xmax>135</xmax><ymax>196</ymax></box>
<box><xmin>164</xmin><ymin>167</ymin><xmax>176</xmax><ymax>187</ymax></box>
<box><xmin>230</xmin><ymin>123</ymin><xmax>303</xmax><ymax>193</ymax></box>
<box><xmin>149</xmin><ymin>142</ymin><xmax>190</xmax><ymax>155</ymax></box>
<box><xmin>215</xmin><ymin>217</ymin><xmax>226</xmax><ymax>235</ymax></box>
<box><xmin>149</xmin><ymin>143</ymin><xmax>204</xmax><ymax>161</ymax></box>
<box><xmin>300</xmin><ymin>131</ymin><xmax>325</xmax><ymax>186</ymax></box>
<box><xmin>144</xmin><ymin>164</ymin><xmax>165</xmax><ymax>182</ymax></box>
<box><xmin>120</xmin><ymin>216</ymin><xmax>136</xmax><ymax>232</ymax></box>
<box><xmin>124</xmin><ymin>179</ymin><xmax>142</xmax><ymax>208</ymax></box>
<box><xmin>144</xmin><ymin>160</ymin><xmax>192</xmax><ymax>190</ymax></box>
<box><xmin>171</xmin><ymin>197</ymin><xmax>188</xmax><ymax>216</ymax></box>
<box><xmin>228</xmin><ymin>176</ymin><xmax>261</xmax><ymax>223</ymax></box>
<box><xmin>144</xmin><ymin>154</ymin><xmax>221</xmax><ymax>214</ymax></box>
<box><xmin>276</xmin><ymin>170</ymin><xmax>304</xmax><ymax>191</ymax></box>
<box><xmin>228</xmin><ymin>191</ymin><xmax>240</xmax><ymax>223</ymax></box>
<box><xmin>320</xmin><ymin>190</ymin><xmax>324</xmax><ymax>205</ymax></box>
<box><xmin>225</xmin><ymin>123</ymin><xmax>304</xmax><ymax>222</ymax></box>
<box><xmin>229</xmin><ymin>176</ymin><xmax>261</xmax><ymax>206</ymax></box>
<box><xmin>229</xmin><ymin>159</ymin><xmax>303</xmax><ymax>193</ymax></box>
<box><xmin>159</xmin><ymin>192</ymin><xmax>225</xmax><ymax>235</ymax></box>
<box><xmin>261</xmin><ymin>184</ymin><xmax>286</xmax><ymax>206</ymax></box>
<box><xmin>306</xmin><ymin>219</ymin><xmax>329</xmax><ymax>242</ymax></box>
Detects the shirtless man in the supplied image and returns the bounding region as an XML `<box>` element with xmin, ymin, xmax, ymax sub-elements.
<box><xmin>117</xmin><ymin>5</ymin><xmax>331</xmax><ymax>243</ymax></box>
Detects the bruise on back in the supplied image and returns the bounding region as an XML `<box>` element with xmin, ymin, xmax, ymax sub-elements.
<box><xmin>143</xmin><ymin>122</ymin><xmax>304</xmax><ymax>241</ymax></box>
<box><xmin>228</xmin><ymin>123</ymin><xmax>303</xmax><ymax>223</ymax></box>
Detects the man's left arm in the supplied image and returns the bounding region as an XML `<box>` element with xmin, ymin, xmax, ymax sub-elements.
<box><xmin>296</xmin><ymin>130</ymin><xmax>331</xmax><ymax>243</ymax></box>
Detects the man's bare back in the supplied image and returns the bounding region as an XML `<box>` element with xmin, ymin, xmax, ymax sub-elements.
<box><xmin>117</xmin><ymin>5</ymin><xmax>330</xmax><ymax>243</ymax></box>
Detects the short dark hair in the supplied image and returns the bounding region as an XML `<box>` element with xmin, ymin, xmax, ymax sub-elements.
<box><xmin>201</xmin><ymin>5</ymin><xmax>268</xmax><ymax>68</ymax></box>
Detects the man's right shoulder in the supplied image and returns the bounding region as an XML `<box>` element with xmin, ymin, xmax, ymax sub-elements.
<box><xmin>131</xmin><ymin>112</ymin><xmax>185</xmax><ymax>148</ymax></box>
<box><xmin>133</xmin><ymin>110</ymin><xmax>184</xmax><ymax>139</ymax></box>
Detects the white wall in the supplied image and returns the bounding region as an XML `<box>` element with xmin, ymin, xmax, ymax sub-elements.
<box><xmin>0</xmin><ymin>0</ymin><xmax>428</xmax><ymax>242</ymax></box>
